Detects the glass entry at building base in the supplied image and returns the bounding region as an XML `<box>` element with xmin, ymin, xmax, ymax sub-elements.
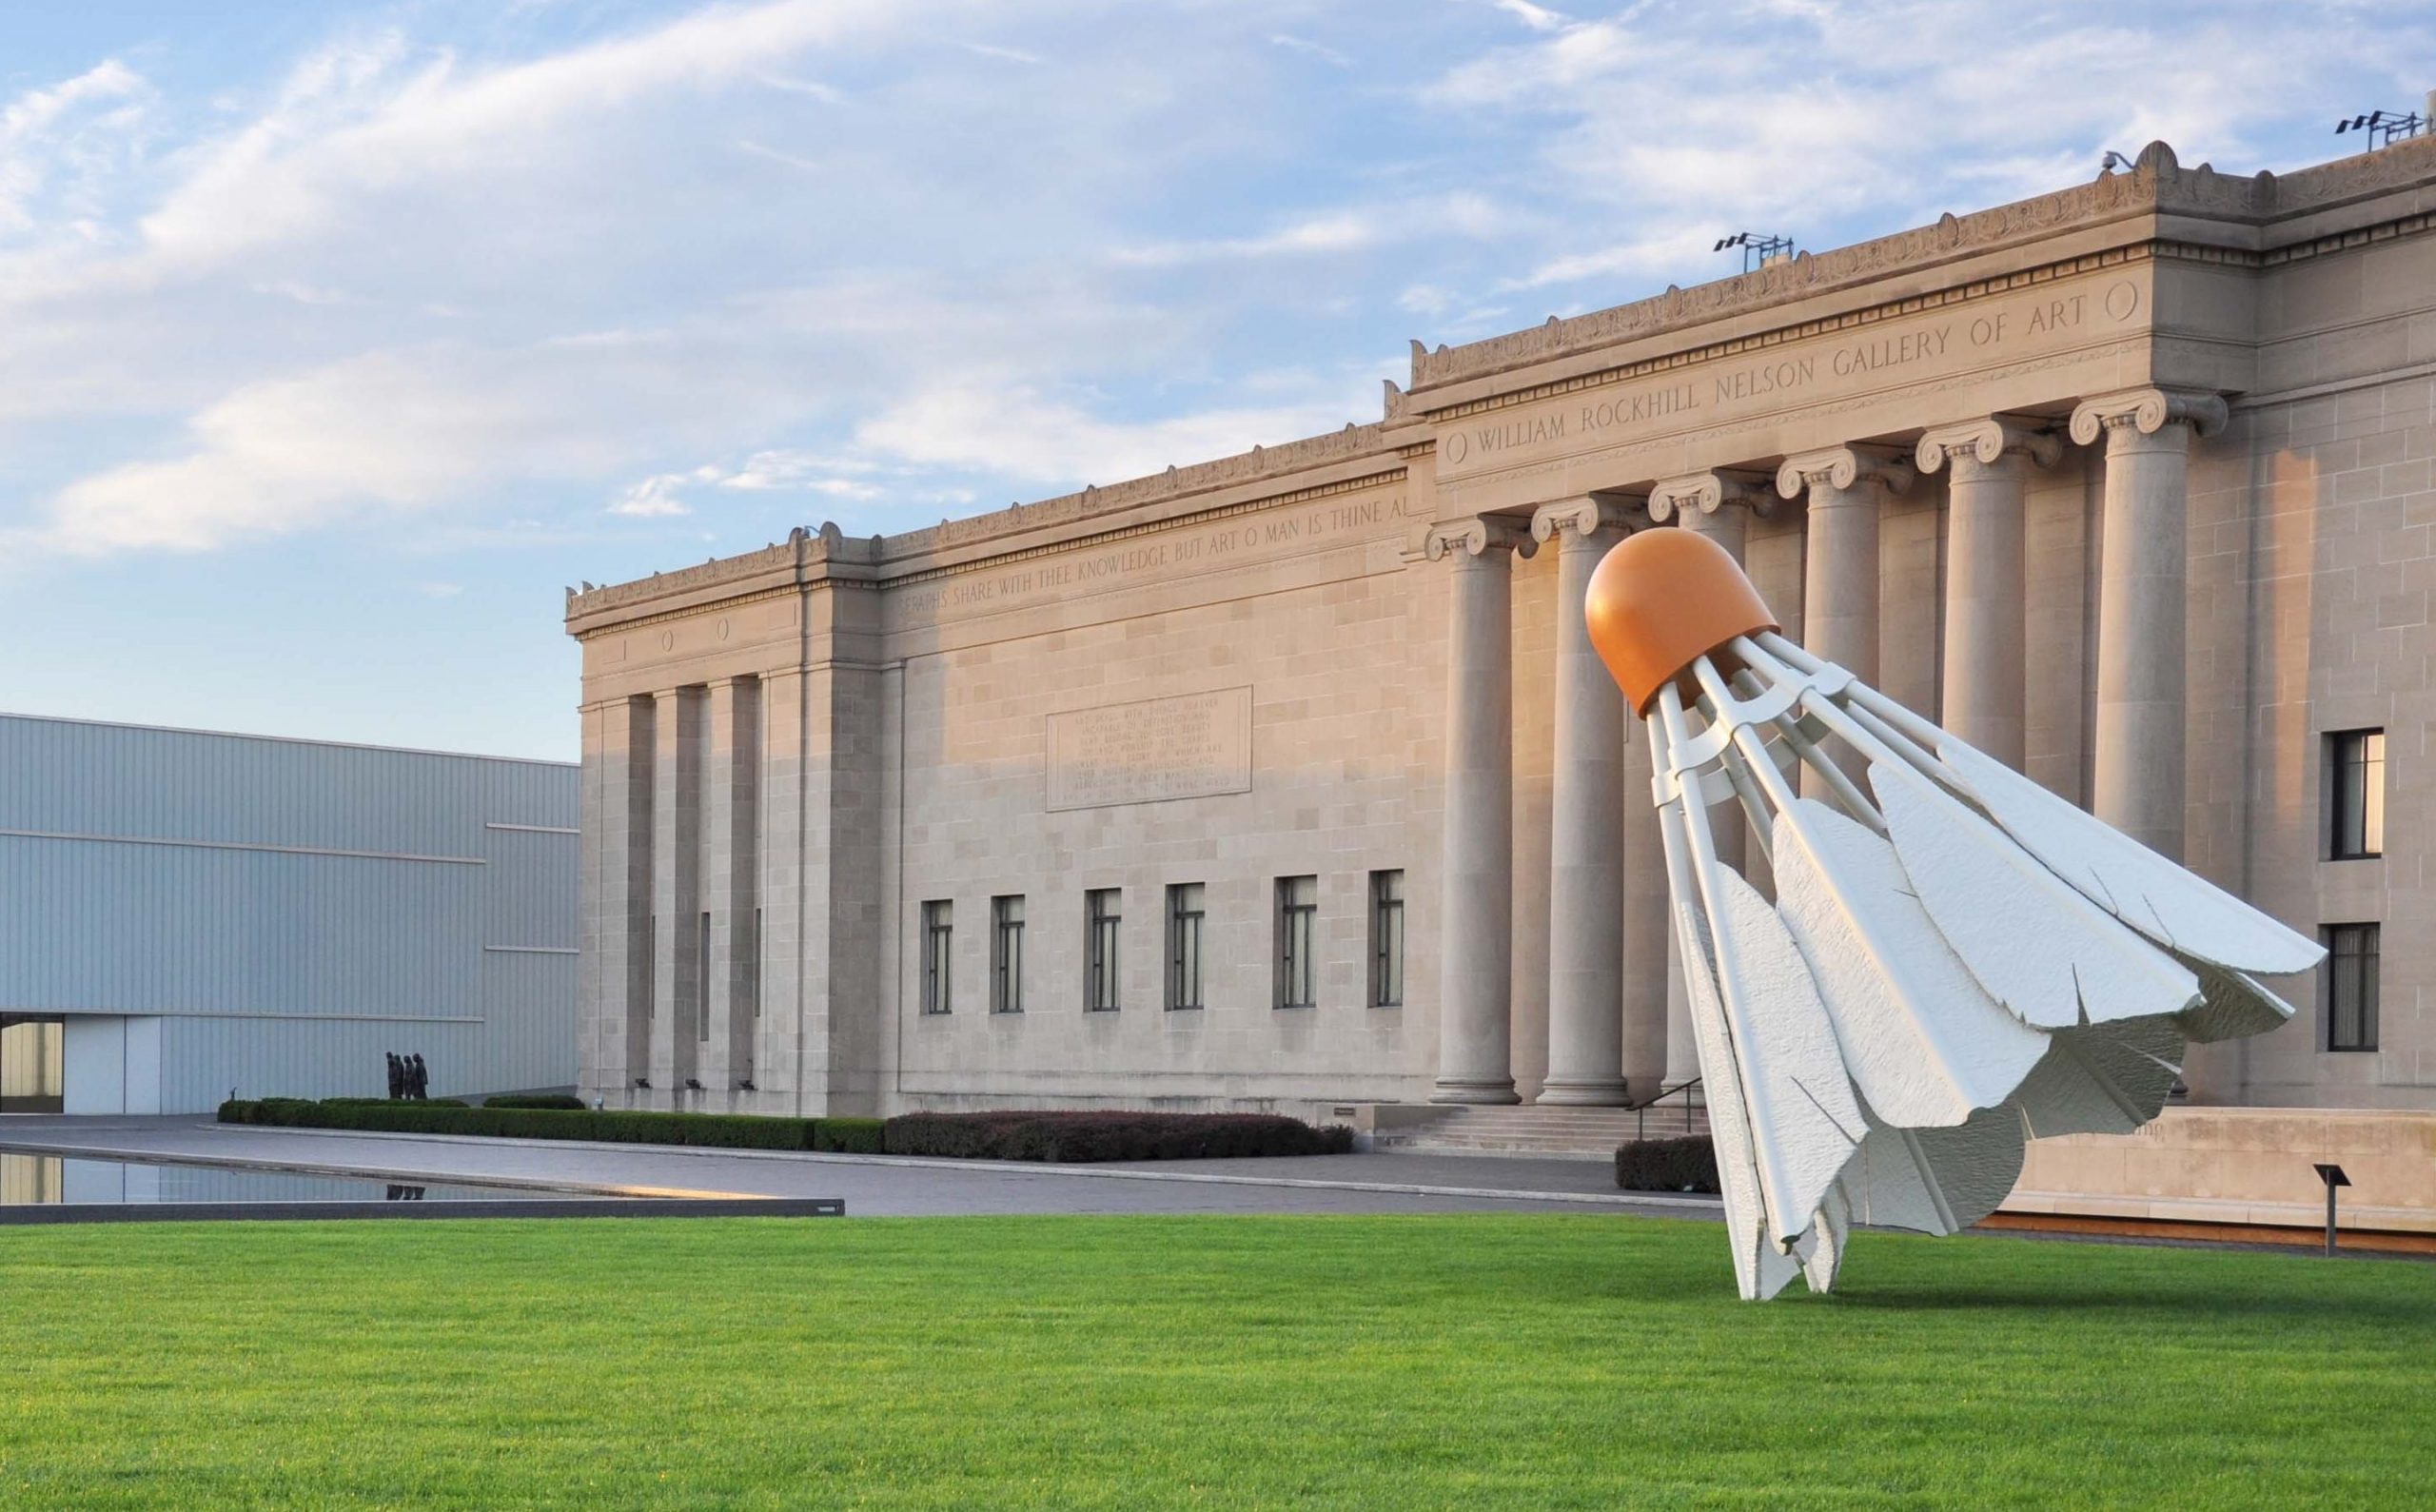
<box><xmin>0</xmin><ymin>1016</ymin><xmax>65</xmax><ymax>1114</ymax></box>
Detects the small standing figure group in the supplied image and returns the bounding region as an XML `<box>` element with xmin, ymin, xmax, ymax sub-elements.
<box><xmin>385</xmin><ymin>1051</ymin><xmax>431</xmax><ymax>1101</ymax></box>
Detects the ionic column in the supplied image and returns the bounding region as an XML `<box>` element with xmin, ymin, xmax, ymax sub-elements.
<box><xmin>1428</xmin><ymin>517</ymin><xmax>1534</xmax><ymax>1105</ymax></box>
<box><xmin>1778</xmin><ymin>444</ymin><xmax>1912</xmax><ymax>795</ymax></box>
<box><xmin>1531</xmin><ymin>496</ymin><xmax>1638</xmax><ymax>1107</ymax></box>
<box><xmin>1651</xmin><ymin>471</ymin><xmax>1774</xmax><ymax>874</ymax></box>
<box><xmin>1916</xmin><ymin>418</ymin><xmax>2059</xmax><ymax>770</ymax></box>
<box><xmin>2070</xmin><ymin>387</ymin><xmax>2228</xmax><ymax>859</ymax></box>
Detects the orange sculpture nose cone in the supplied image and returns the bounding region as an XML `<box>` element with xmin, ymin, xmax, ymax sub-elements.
<box><xmin>1586</xmin><ymin>529</ymin><xmax>1780</xmax><ymax>716</ymax></box>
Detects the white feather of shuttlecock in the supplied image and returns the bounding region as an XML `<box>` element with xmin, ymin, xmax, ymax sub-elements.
<box><xmin>1645</xmin><ymin>630</ymin><xmax>2322</xmax><ymax>1302</ymax></box>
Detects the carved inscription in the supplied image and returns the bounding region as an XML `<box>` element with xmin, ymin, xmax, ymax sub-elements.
<box><xmin>899</xmin><ymin>493</ymin><xmax>1406</xmax><ymax>620</ymax></box>
<box><xmin>1437</xmin><ymin>278</ymin><xmax>2141</xmax><ymax>476</ymax></box>
<box><xmin>1046</xmin><ymin>687</ymin><xmax>1253</xmax><ymax>812</ymax></box>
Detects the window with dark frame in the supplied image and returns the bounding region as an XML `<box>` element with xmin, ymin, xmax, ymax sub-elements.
<box><xmin>2325</xmin><ymin>923</ymin><xmax>2380</xmax><ymax>1052</ymax></box>
<box><xmin>2328</xmin><ymin>730</ymin><xmax>2387</xmax><ymax>860</ymax></box>
<box><xmin>1167</xmin><ymin>883</ymin><xmax>1206</xmax><ymax>1011</ymax></box>
<box><xmin>920</xmin><ymin>900</ymin><xmax>953</xmax><ymax>1015</ymax></box>
<box><xmin>1086</xmin><ymin>889</ymin><xmax>1122</xmax><ymax>1011</ymax></box>
<box><xmin>1368</xmin><ymin>870</ymin><xmax>1405</xmax><ymax>1008</ymax></box>
<box><xmin>991</xmin><ymin>895</ymin><xmax>1025</xmax><ymax>1014</ymax></box>
<box><xmin>1276</xmin><ymin>874</ymin><xmax>1318</xmax><ymax>1010</ymax></box>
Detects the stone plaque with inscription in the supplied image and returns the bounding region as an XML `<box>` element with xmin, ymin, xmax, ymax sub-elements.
<box><xmin>1046</xmin><ymin>688</ymin><xmax>1254</xmax><ymax>812</ymax></box>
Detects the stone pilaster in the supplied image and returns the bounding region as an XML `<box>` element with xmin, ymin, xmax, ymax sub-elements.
<box><xmin>1426</xmin><ymin>516</ymin><xmax>1534</xmax><ymax>1105</ymax></box>
<box><xmin>1778</xmin><ymin>444</ymin><xmax>1913</xmax><ymax>795</ymax></box>
<box><xmin>1530</xmin><ymin>496</ymin><xmax>1640</xmax><ymax>1107</ymax></box>
<box><xmin>1916</xmin><ymin>418</ymin><xmax>2058</xmax><ymax>770</ymax></box>
<box><xmin>700</xmin><ymin>677</ymin><xmax>763</xmax><ymax>1105</ymax></box>
<box><xmin>650</xmin><ymin>686</ymin><xmax>705</xmax><ymax>1107</ymax></box>
<box><xmin>2070</xmin><ymin>386</ymin><xmax>2228</xmax><ymax>860</ymax></box>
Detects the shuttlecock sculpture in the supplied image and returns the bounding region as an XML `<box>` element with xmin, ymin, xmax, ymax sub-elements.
<box><xmin>1583</xmin><ymin>529</ymin><xmax>2323</xmax><ymax>1301</ymax></box>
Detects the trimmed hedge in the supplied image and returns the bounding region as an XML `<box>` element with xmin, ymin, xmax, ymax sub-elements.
<box><xmin>813</xmin><ymin>1117</ymin><xmax>886</xmax><ymax>1154</ymax></box>
<box><xmin>220</xmin><ymin>1099</ymin><xmax>822</xmax><ymax>1150</ymax></box>
<box><xmin>1615</xmin><ymin>1135</ymin><xmax>1720</xmax><ymax>1195</ymax></box>
<box><xmin>883</xmin><ymin>1111</ymin><xmax>1355</xmax><ymax>1163</ymax></box>
<box><xmin>481</xmin><ymin>1093</ymin><xmax>589</xmax><ymax>1110</ymax></box>
<box><xmin>215</xmin><ymin>1100</ymin><xmax>1354</xmax><ymax>1164</ymax></box>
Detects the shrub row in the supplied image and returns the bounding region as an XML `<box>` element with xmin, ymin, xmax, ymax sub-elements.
<box><xmin>883</xmin><ymin>1110</ymin><xmax>1355</xmax><ymax>1163</ymax></box>
<box><xmin>481</xmin><ymin>1093</ymin><xmax>590</xmax><ymax>1110</ymax></box>
<box><xmin>221</xmin><ymin>1090</ymin><xmax>1354</xmax><ymax>1164</ymax></box>
<box><xmin>1614</xmin><ymin>1135</ymin><xmax>1720</xmax><ymax>1194</ymax></box>
<box><xmin>215</xmin><ymin>1100</ymin><xmax>1349</xmax><ymax>1163</ymax></box>
<box><xmin>220</xmin><ymin>1098</ymin><xmax>828</xmax><ymax>1150</ymax></box>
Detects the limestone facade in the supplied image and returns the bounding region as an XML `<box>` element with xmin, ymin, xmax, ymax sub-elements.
<box><xmin>569</xmin><ymin>138</ymin><xmax>2436</xmax><ymax>1118</ymax></box>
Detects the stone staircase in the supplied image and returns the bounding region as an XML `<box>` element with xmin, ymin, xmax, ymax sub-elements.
<box><xmin>1374</xmin><ymin>1101</ymin><xmax>1708</xmax><ymax>1158</ymax></box>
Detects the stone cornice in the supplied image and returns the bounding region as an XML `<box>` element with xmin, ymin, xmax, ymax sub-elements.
<box><xmin>1915</xmin><ymin>417</ymin><xmax>2062</xmax><ymax>475</ymax></box>
<box><xmin>1648</xmin><ymin>470</ymin><xmax>1776</xmax><ymax>524</ymax></box>
<box><xmin>2069</xmin><ymin>386</ymin><xmax>2230</xmax><ymax>445</ymax></box>
<box><xmin>1777</xmin><ymin>444</ymin><xmax>1916</xmax><ymax>501</ymax></box>
<box><xmin>1424</xmin><ymin>517</ymin><xmax>1537</xmax><ymax>561</ymax></box>
<box><xmin>1406</xmin><ymin>136</ymin><xmax>2436</xmax><ymax>397</ymax></box>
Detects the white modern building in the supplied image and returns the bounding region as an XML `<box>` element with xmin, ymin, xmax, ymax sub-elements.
<box><xmin>0</xmin><ymin>714</ymin><xmax>577</xmax><ymax>1114</ymax></box>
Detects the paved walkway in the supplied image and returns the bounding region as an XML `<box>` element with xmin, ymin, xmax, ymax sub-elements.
<box><xmin>0</xmin><ymin>1116</ymin><xmax>1717</xmax><ymax>1220</ymax></box>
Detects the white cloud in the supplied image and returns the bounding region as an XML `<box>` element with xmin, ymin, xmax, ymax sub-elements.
<box><xmin>1489</xmin><ymin>0</ymin><xmax>1572</xmax><ymax>32</ymax></box>
<box><xmin>853</xmin><ymin>376</ymin><xmax>1372</xmax><ymax>487</ymax></box>
<box><xmin>1268</xmin><ymin>33</ymin><xmax>1351</xmax><ymax>67</ymax></box>
<box><xmin>609</xmin><ymin>479</ymin><xmax>691</xmax><ymax>517</ymax></box>
<box><xmin>0</xmin><ymin>58</ymin><xmax>150</xmax><ymax>231</ymax></box>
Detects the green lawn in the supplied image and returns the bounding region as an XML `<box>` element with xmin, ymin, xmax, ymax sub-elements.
<box><xmin>2</xmin><ymin>1214</ymin><xmax>2428</xmax><ymax>1508</ymax></box>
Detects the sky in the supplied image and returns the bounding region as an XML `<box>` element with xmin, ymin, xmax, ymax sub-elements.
<box><xmin>1</xmin><ymin>0</ymin><xmax>2425</xmax><ymax>760</ymax></box>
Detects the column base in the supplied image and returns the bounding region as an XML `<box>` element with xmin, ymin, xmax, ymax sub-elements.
<box><xmin>1430</xmin><ymin>1079</ymin><xmax>1521</xmax><ymax>1106</ymax></box>
<box><xmin>1536</xmin><ymin>1077</ymin><xmax>1631</xmax><ymax>1107</ymax></box>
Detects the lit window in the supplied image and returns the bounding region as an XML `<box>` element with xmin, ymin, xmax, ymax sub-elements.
<box><xmin>1086</xmin><ymin>889</ymin><xmax>1122</xmax><ymax>1011</ymax></box>
<box><xmin>1167</xmin><ymin>884</ymin><xmax>1206</xmax><ymax>1011</ymax></box>
<box><xmin>920</xmin><ymin>900</ymin><xmax>953</xmax><ymax>1015</ymax></box>
<box><xmin>2325</xmin><ymin>923</ymin><xmax>2379</xmax><ymax>1052</ymax></box>
<box><xmin>1368</xmin><ymin>870</ymin><xmax>1405</xmax><ymax>1009</ymax></box>
<box><xmin>2328</xmin><ymin>730</ymin><xmax>2386</xmax><ymax>859</ymax></box>
<box><xmin>1276</xmin><ymin>875</ymin><xmax>1318</xmax><ymax>1010</ymax></box>
<box><xmin>991</xmin><ymin>895</ymin><xmax>1025</xmax><ymax>1014</ymax></box>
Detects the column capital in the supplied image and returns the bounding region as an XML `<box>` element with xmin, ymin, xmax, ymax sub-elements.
<box><xmin>1425</xmin><ymin>516</ymin><xmax>1539</xmax><ymax>561</ymax></box>
<box><xmin>2068</xmin><ymin>386</ymin><xmax>2229</xmax><ymax>446</ymax></box>
<box><xmin>1528</xmin><ymin>494</ymin><xmax>1644</xmax><ymax>546</ymax></box>
<box><xmin>1915</xmin><ymin>416</ymin><xmax>2061</xmax><ymax>475</ymax></box>
<box><xmin>1648</xmin><ymin>470</ymin><xmax>1775</xmax><ymax>524</ymax></box>
<box><xmin>1776</xmin><ymin>443</ymin><xmax>1915</xmax><ymax>501</ymax></box>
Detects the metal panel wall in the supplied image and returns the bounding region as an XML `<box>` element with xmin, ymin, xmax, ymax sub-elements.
<box><xmin>0</xmin><ymin>714</ymin><xmax>578</xmax><ymax>1110</ymax></box>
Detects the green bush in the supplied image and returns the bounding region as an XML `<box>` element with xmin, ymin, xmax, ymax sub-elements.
<box><xmin>1614</xmin><ymin>1135</ymin><xmax>1720</xmax><ymax>1194</ymax></box>
<box><xmin>882</xmin><ymin>1111</ymin><xmax>1355</xmax><ymax>1163</ymax></box>
<box><xmin>216</xmin><ymin>1099</ymin><xmax>821</xmax><ymax>1150</ymax></box>
<box><xmin>482</xmin><ymin>1093</ymin><xmax>589</xmax><ymax>1110</ymax></box>
<box><xmin>814</xmin><ymin>1117</ymin><xmax>886</xmax><ymax>1154</ymax></box>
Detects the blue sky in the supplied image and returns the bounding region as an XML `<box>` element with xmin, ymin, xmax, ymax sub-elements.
<box><xmin>2</xmin><ymin>0</ymin><xmax>2424</xmax><ymax>759</ymax></box>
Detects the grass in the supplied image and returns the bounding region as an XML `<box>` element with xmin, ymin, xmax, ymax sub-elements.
<box><xmin>2</xmin><ymin>1214</ymin><xmax>2430</xmax><ymax>1508</ymax></box>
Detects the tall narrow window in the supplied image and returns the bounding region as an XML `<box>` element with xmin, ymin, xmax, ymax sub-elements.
<box><xmin>1368</xmin><ymin>870</ymin><xmax>1405</xmax><ymax>1009</ymax></box>
<box><xmin>1276</xmin><ymin>874</ymin><xmax>1318</xmax><ymax>1010</ymax></box>
<box><xmin>750</xmin><ymin>907</ymin><xmax>762</xmax><ymax>1017</ymax></box>
<box><xmin>1086</xmin><ymin>889</ymin><xmax>1123</xmax><ymax>1011</ymax></box>
<box><xmin>697</xmin><ymin>912</ymin><xmax>713</xmax><ymax>1041</ymax></box>
<box><xmin>643</xmin><ymin>917</ymin><xmax>657</xmax><ymax>1018</ymax></box>
<box><xmin>991</xmin><ymin>895</ymin><xmax>1026</xmax><ymax>1014</ymax></box>
<box><xmin>1167</xmin><ymin>884</ymin><xmax>1206</xmax><ymax>1011</ymax></box>
<box><xmin>920</xmin><ymin>900</ymin><xmax>953</xmax><ymax>1015</ymax></box>
<box><xmin>2328</xmin><ymin>730</ymin><xmax>2386</xmax><ymax>859</ymax></box>
<box><xmin>2325</xmin><ymin>923</ymin><xmax>2380</xmax><ymax>1052</ymax></box>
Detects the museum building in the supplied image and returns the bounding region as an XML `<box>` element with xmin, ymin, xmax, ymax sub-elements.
<box><xmin>569</xmin><ymin>134</ymin><xmax>2434</xmax><ymax>1126</ymax></box>
<box><xmin>0</xmin><ymin>714</ymin><xmax>578</xmax><ymax>1114</ymax></box>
